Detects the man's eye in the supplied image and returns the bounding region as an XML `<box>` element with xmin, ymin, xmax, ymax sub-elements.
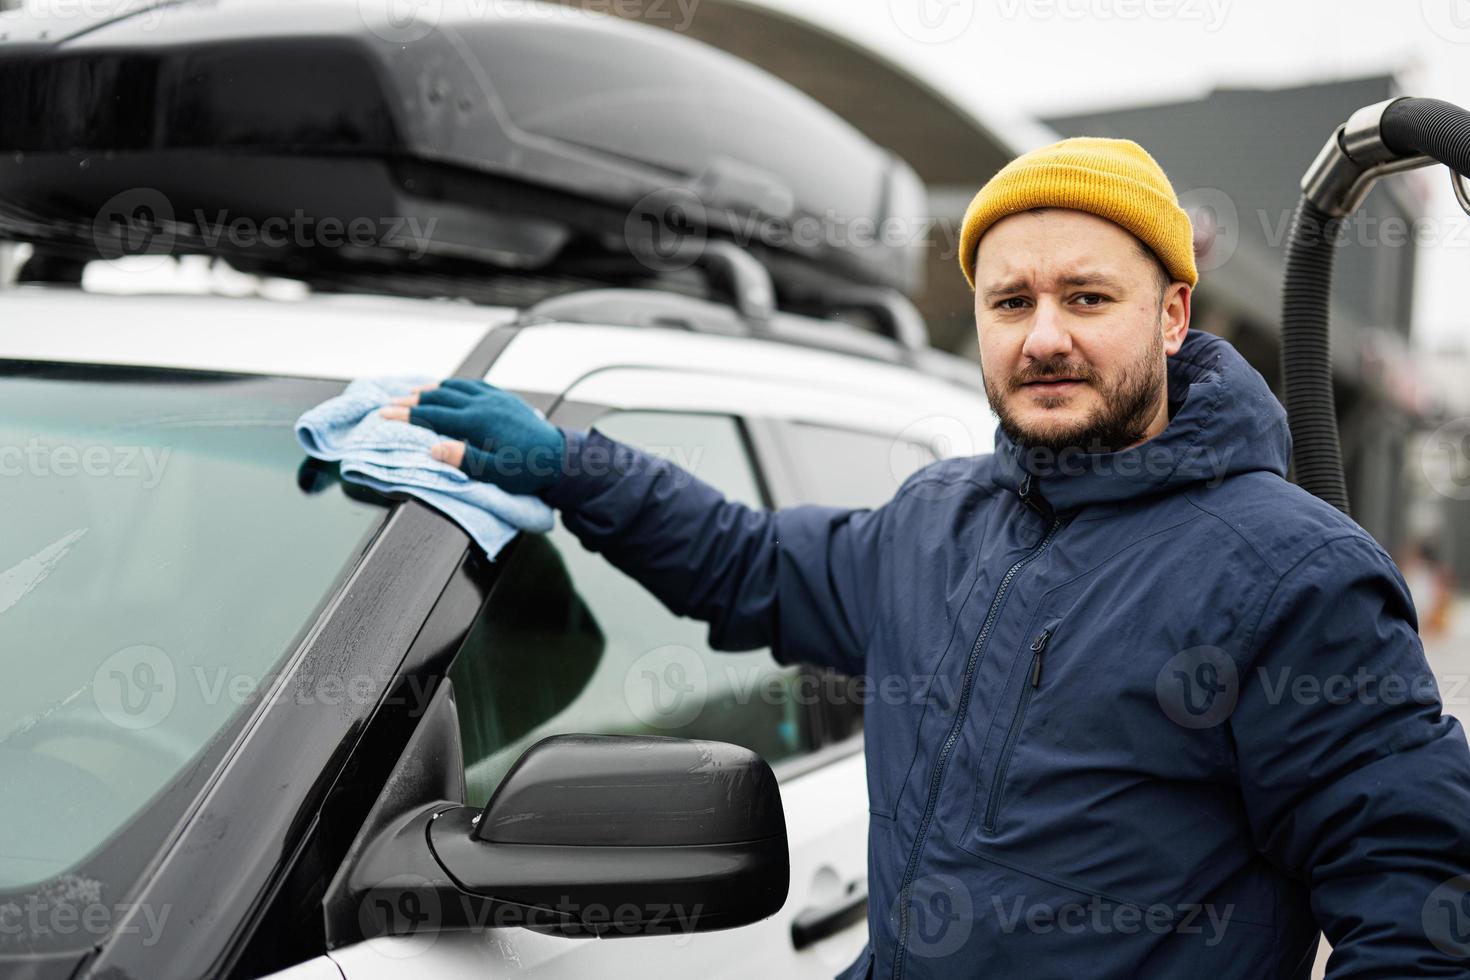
<box><xmin>996</xmin><ymin>297</ymin><xmax>1029</xmax><ymax>310</ymax></box>
<box><xmin>1075</xmin><ymin>293</ymin><xmax>1108</xmax><ymax>307</ymax></box>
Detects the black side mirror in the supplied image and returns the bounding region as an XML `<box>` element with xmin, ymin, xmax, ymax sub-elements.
<box><xmin>347</xmin><ymin>733</ymin><xmax>789</xmax><ymax>940</ymax></box>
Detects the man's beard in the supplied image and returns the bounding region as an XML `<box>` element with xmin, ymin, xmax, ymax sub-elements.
<box><xmin>983</xmin><ymin>330</ymin><xmax>1166</xmax><ymax>457</ymax></box>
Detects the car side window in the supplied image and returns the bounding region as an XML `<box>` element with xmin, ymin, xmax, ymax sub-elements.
<box><xmin>783</xmin><ymin>420</ymin><xmax>938</xmax><ymax>508</ymax></box>
<box><xmin>450</xmin><ymin>410</ymin><xmax>812</xmax><ymax>807</ymax></box>
<box><xmin>776</xmin><ymin>421</ymin><xmax>938</xmax><ymax>741</ymax></box>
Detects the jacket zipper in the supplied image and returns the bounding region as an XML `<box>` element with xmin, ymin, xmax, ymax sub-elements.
<box><xmin>983</xmin><ymin>626</ymin><xmax>1052</xmax><ymax>833</ymax></box>
<box><xmin>891</xmin><ymin>481</ymin><xmax>1060</xmax><ymax>980</ymax></box>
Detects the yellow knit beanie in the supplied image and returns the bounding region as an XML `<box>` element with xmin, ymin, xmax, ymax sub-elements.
<box><xmin>957</xmin><ymin>136</ymin><xmax>1198</xmax><ymax>291</ymax></box>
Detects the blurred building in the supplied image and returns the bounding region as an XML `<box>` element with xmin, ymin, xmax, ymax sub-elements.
<box><xmin>1044</xmin><ymin>75</ymin><xmax>1433</xmax><ymax>554</ymax></box>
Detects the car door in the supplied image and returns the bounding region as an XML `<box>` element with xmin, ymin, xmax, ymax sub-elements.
<box><xmin>329</xmin><ymin>404</ymin><xmax>869</xmax><ymax>980</ymax></box>
<box><xmin>322</xmin><ymin>350</ymin><xmax>990</xmax><ymax>980</ymax></box>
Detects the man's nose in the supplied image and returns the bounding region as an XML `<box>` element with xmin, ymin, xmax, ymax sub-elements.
<box><xmin>1020</xmin><ymin>298</ymin><xmax>1073</xmax><ymax>362</ymax></box>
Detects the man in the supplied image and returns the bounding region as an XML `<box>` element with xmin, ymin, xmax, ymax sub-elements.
<box><xmin>384</xmin><ymin>138</ymin><xmax>1470</xmax><ymax>978</ymax></box>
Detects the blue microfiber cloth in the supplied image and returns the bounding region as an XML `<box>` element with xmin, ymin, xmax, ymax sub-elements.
<box><xmin>295</xmin><ymin>375</ymin><xmax>555</xmax><ymax>559</ymax></box>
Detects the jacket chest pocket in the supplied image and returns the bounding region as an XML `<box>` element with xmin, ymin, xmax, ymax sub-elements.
<box><xmin>958</xmin><ymin>614</ymin><xmax>1064</xmax><ymax>841</ymax></box>
<box><xmin>954</xmin><ymin>610</ymin><xmax>1241</xmax><ymax>854</ymax></box>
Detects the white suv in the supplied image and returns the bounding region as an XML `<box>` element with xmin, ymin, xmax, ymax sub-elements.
<box><xmin>0</xmin><ymin>2</ymin><xmax>995</xmax><ymax>977</ymax></box>
<box><xmin>0</xmin><ymin>283</ymin><xmax>994</xmax><ymax>980</ymax></box>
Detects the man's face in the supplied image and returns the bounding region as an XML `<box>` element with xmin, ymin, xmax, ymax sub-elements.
<box><xmin>973</xmin><ymin>208</ymin><xmax>1190</xmax><ymax>456</ymax></box>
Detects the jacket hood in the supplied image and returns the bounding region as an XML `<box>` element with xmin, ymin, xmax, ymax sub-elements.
<box><xmin>989</xmin><ymin>329</ymin><xmax>1291</xmax><ymax>514</ymax></box>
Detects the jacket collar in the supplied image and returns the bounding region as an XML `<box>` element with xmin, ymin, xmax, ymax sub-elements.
<box><xmin>988</xmin><ymin>329</ymin><xmax>1291</xmax><ymax>516</ymax></box>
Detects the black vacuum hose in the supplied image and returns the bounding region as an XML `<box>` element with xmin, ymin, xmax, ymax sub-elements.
<box><xmin>1381</xmin><ymin>98</ymin><xmax>1470</xmax><ymax>176</ymax></box>
<box><xmin>1281</xmin><ymin>198</ymin><xmax>1349</xmax><ymax>514</ymax></box>
<box><xmin>1283</xmin><ymin>97</ymin><xmax>1470</xmax><ymax>516</ymax></box>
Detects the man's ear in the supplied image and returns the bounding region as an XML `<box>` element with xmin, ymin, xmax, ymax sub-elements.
<box><xmin>1161</xmin><ymin>283</ymin><xmax>1191</xmax><ymax>356</ymax></box>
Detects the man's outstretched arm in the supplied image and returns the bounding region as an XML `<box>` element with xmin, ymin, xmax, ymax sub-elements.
<box><xmin>382</xmin><ymin>379</ymin><xmax>894</xmax><ymax>675</ymax></box>
<box><xmin>535</xmin><ymin>424</ymin><xmax>889</xmax><ymax>675</ymax></box>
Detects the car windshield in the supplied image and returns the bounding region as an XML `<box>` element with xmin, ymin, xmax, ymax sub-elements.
<box><xmin>0</xmin><ymin>363</ymin><xmax>386</xmax><ymax>892</ymax></box>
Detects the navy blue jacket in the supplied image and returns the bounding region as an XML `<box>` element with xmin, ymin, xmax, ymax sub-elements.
<box><xmin>539</xmin><ymin>329</ymin><xmax>1470</xmax><ymax>979</ymax></box>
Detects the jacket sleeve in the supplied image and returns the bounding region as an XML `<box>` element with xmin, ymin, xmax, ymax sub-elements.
<box><xmin>1230</xmin><ymin>533</ymin><xmax>1470</xmax><ymax>977</ymax></box>
<box><xmin>535</xmin><ymin>425</ymin><xmax>891</xmax><ymax>675</ymax></box>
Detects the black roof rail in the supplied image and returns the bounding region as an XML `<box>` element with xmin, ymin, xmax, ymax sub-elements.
<box><xmin>513</xmin><ymin>282</ymin><xmax>943</xmax><ymax>371</ymax></box>
<box><xmin>516</xmin><ymin>289</ymin><xmax>750</xmax><ymax>337</ymax></box>
<box><xmin>806</xmin><ymin>285</ymin><xmax>930</xmax><ymax>352</ymax></box>
<box><xmin>517</xmin><ymin>227</ymin><xmax>932</xmax><ymax>360</ymax></box>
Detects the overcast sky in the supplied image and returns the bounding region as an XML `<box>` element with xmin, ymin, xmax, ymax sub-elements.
<box><xmin>751</xmin><ymin>0</ymin><xmax>1470</xmax><ymax>351</ymax></box>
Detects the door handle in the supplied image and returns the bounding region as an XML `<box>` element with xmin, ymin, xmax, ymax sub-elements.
<box><xmin>790</xmin><ymin>881</ymin><xmax>867</xmax><ymax>950</ymax></box>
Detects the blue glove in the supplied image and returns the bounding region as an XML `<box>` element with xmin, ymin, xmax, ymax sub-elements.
<box><xmin>407</xmin><ymin>379</ymin><xmax>566</xmax><ymax>495</ymax></box>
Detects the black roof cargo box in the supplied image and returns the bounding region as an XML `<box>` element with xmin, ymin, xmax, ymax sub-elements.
<box><xmin>0</xmin><ymin>0</ymin><xmax>928</xmax><ymax>297</ymax></box>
